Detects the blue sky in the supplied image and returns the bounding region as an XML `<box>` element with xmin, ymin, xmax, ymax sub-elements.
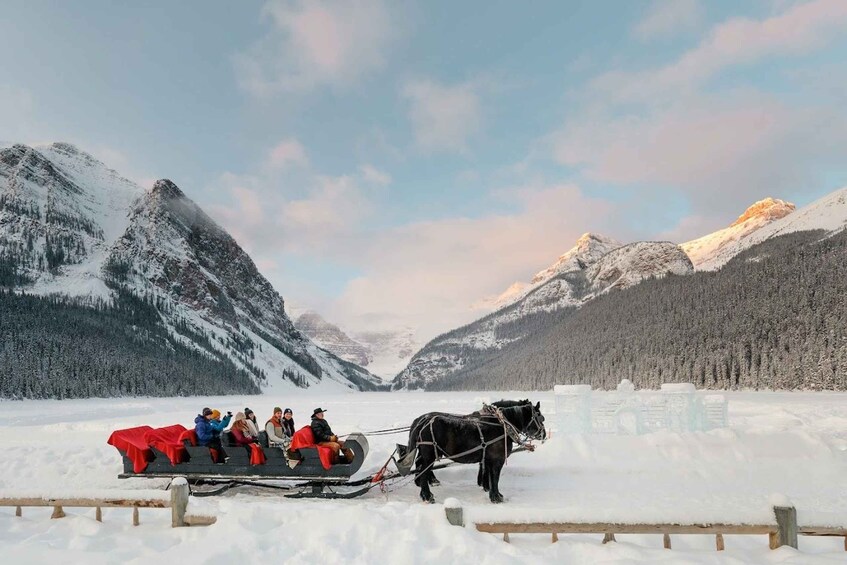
<box><xmin>3</xmin><ymin>0</ymin><xmax>847</xmax><ymax>339</ymax></box>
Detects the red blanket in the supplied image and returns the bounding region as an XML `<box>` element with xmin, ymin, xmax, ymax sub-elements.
<box><xmin>143</xmin><ymin>424</ymin><xmax>188</xmax><ymax>464</ymax></box>
<box><xmin>178</xmin><ymin>428</ymin><xmax>198</xmax><ymax>446</ymax></box>
<box><xmin>107</xmin><ymin>426</ymin><xmax>155</xmax><ymax>473</ymax></box>
<box><xmin>290</xmin><ymin>426</ymin><xmax>334</xmax><ymax>470</ymax></box>
<box><xmin>248</xmin><ymin>444</ymin><xmax>266</xmax><ymax>465</ymax></box>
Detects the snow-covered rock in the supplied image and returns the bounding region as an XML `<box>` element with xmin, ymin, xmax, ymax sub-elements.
<box><xmin>0</xmin><ymin>142</ymin><xmax>382</xmax><ymax>392</ymax></box>
<box><xmin>585</xmin><ymin>241</ymin><xmax>693</xmax><ymax>295</ymax></box>
<box><xmin>683</xmin><ymin>191</ymin><xmax>847</xmax><ymax>270</ymax></box>
<box><xmin>296</xmin><ymin>310</ymin><xmax>370</xmax><ymax>367</ymax></box>
<box><xmin>682</xmin><ymin>198</ymin><xmax>796</xmax><ymax>270</ymax></box>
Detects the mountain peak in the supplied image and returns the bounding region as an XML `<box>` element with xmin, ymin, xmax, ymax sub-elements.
<box><xmin>731</xmin><ymin>197</ymin><xmax>795</xmax><ymax>227</ymax></box>
<box><xmin>151</xmin><ymin>179</ymin><xmax>184</xmax><ymax>199</ymax></box>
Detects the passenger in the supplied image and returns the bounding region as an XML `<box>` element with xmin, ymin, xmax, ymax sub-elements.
<box><xmin>243</xmin><ymin>407</ymin><xmax>260</xmax><ymax>439</ymax></box>
<box><xmin>265</xmin><ymin>406</ymin><xmax>290</xmax><ymax>449</ymax></box>
<box><xmin>194</xmin><ymin>407</ymin><xmax>226</xmax><ymax>455</ymax></box>
<box><xmin>282</xmin><ymin>408</ymin><xmax>295</xmax><ymax>438</ymax></box>
<box><xmin>209</xmin><ymin>409</ymin><xmax>232</xmax><ymax>436</ymax></box>
<box><xmin>310</xmin><ymin>408</ymin><xmax>353</xmax><ymax>463</ymax></box>
<box><xmin>229</xmin><ymin>412</ymin><xmax>256</xmax><ymax>445</ymax></box>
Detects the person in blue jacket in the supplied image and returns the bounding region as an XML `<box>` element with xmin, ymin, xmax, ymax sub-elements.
<box><xmin>194</xmin><ymin>407</ymin><xmax>232</xmax><ymax>458</ymax></box>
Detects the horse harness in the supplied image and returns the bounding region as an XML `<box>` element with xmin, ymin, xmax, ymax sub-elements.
<box><xmin>413</xmin><ymin>404</ymin><xmax>540</xmax><ymax>478</ymax></box>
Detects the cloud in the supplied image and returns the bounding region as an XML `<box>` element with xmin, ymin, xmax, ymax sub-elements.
<box><xmin>235</xmin><ymin>0</ymin><xmax>396</xmax><ymax>94</ymax></box>
<box><xmin>268</xmin><ymin>138</ymin><xmax>308</xmax><ymax>169</ymax></box>
<box><xmin>633</xmin><ymin>0</ymin><xmax>703</xmax><ymax>40</ymax></box>
<box><xmin>328</xmin><ymin>184</ymin><xmax>620</xmax><ymax>337</ymax></box>
<box><xmin>358</xmin><ymin>164</ymin><xmax>391</xmax><ymax>186</ymax></box>
<box><xmin>402</xmin><ymin>79</ymin><xmax>482</xmax><ymax>154</ymax></box>
<box><xmin>596</xmin><ymin>0</ymin><xmax>847</xmax><ymax>102</ymax></box>
<box><xmin>551</xmin><ymin>0</ymin><xmax>847</xmax><ymax>220</ymax></box>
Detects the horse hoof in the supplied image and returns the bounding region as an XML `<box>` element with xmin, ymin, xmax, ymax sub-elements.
<box><xmin>421</xmin><ymin>494</ymin><xmax>435</xmax><ymax>504</ymax></box>
<box><xmin>490</xmin><ymin>495</ymin><xmax>503</xmax><ymax>504</ymax></box>
<box><xmin>429</xmin><ymin>478</ymin><xmax>441</xmax><ymax>487</ymax></box>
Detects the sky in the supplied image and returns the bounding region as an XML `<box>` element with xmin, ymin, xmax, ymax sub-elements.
<box><xmin>2</xmin><ymin>0</ymin><xmax>847</xmax><ymax>342</ymax></box>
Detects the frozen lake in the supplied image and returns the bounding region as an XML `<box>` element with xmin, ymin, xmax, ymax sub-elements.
<box><xmin>2</xmin><ymin>390</ymin><xmax>847</xmax><ymax>564</ymax></box>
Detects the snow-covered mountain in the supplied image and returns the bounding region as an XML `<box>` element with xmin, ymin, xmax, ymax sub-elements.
<box><xmin>295</xmin><ymin>310</ymin><xmax>370</xmax><ymax>367</ymax></box>
<box><xmin>0</xmin><ymin>142</ymin><xmax>382</xmax><ymax>392</ymax></box>
<box><xmin>294</xmin><ymin>309</ymin><xmax>419</xmax><ymax>379</ymax></box>
<box><xmin>682</xmin><ymin>198</ymin><xmax>796</xmax><ymax>270</ymax></box>
<box><xmin>352</xmin><ymin>327</ymin><xmax>419</xmax><ymax>379</ymax></box>
<box><xmin>476</xmin><ymin>233</ymin><xmax>622</xmax><ymax>311</ymax></box>
<box><xmin>393</xmin><ymin>233</ymin><xmax>690</xmax><ymax>390</ymax></box>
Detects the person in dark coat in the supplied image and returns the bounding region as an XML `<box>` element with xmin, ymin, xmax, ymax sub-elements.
<box><xmin>282</xmin><ymin>408</ymin><xmax>295</xmax><ymax>438</ymax></box>
<box><xmin>310</xmin><ymin>408</ymin><xmax>353</xmax><ymax>463</ymax></box>
<box><xmin>194</xmin><ymin>407</ymin><xmax>225</xmax><ymax>456</ymax></box>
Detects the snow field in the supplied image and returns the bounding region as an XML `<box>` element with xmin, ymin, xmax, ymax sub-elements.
<box><xmin>2</xmin><ymin>391</ymin><xmax>847</xmax><ymax>563</ymax></box>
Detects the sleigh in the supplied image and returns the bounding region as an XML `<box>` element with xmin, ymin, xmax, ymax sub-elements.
<box><xmin>108</xmin><ymin>424</ymin><xmax>369</xmax><ymax>486</ymax></box>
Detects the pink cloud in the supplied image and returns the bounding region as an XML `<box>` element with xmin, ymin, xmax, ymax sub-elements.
<box><xmin>236</xmin><ymin>0</ymin><xmax>397</xmax><ymax>94</ymax></box>
<box><xmin>328</xmin><ymin>184</ymin><xmax>620</xmax><ymax>337</ymax></box>
<box><xmin>268</xmin><ymin>138</ymin><xmax>308</xmax><ymax>168</ymax></box>
<box><xmin>596</xmin><ymin>0</ymin><xmax>847</xmax><ymax>102</ymax></box>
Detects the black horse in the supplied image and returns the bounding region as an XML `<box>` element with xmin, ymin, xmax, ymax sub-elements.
<box><xmin>408</xmin><ymin>401</ymin><xmax>545</xmax><ymax>503</ymax></box>
<box><xmin>406</xmin><ymin>399</ymin><xmax>534</xmax><ymax>489</ymax></box>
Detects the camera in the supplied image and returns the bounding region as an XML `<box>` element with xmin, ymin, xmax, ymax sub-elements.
<box><xmin>226</xmin><ymin>411</ymin><xmax>232</xmax><ymax>417</ymax></box>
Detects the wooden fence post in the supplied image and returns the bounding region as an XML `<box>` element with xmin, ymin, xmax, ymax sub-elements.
<box><xmin>443</xmin><ymin>498</ymin><xmax>464</xmax><ymax>527</ymax></box>
<box><xmin>663</xmin><ymin>533</ymin><xmax>671</xmax><ymax>549</ymax></box>
<box><xmin>602</xmin><ymin>532</ymin><xmax>616</xmax><ymax>544</ymax></box>
<box><xmin>170</xmin><ymin>477</ymin><xmax>189</xmax><ymax>528</ymax></box>
<box><xmin>770</xmin><ymin>506</ymin><xmax>798</xmax><ymax>550</ymax></box>
<box><xmin>132</xmin><ymin>506</ymin><xmax>139</xmax><ymax>526</ymax></box>
<box><xmin>715</xmin><ymin>533</ymin><xmax>725</xmax><ymax>551</ymax></box>
<box><xmin>51</xmin><ymin>505</ymin><xmax>65</xmax><ymax>519</ymax></box>
<box><xmin>15</xmin><ymin>506</ymin><xmax>21</xmax><ymax>517</ymax></box>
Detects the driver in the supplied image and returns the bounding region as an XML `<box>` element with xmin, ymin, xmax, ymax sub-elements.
<box><xmin>310</xmin><ymin>407</ymin><xmax>353</xmax><ymax>463</ymax></box>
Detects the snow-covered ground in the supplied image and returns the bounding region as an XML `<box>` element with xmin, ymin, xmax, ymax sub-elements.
<box><xmin>2</xmin><ymin>391</ymin><xmax>847</xmax><ymax>564</ymax></box>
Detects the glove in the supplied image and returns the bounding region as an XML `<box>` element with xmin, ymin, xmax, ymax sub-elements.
<box><xmin>226</xmin><ymin>411</ymin><xmax>232</xmax><ymax>417</ymax></box>
<box><xmin>330</xmin><ymin>435</ymin><xmax>338</xmax><ymax>442</ymax></box>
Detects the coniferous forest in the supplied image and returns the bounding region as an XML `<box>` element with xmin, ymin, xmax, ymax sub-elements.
<box><xmin>0</xmin><ymin>288</ymin><xmax>260</xmax><ymax>399</ymax></box>
<box><xmin>432</xmin><ymin>230</ymin><xmax>847</xmax><ymax>391</ymax></box>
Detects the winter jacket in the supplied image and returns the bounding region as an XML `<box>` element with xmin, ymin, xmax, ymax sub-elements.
<box><xmin>210</xmin><ymin>414</ymin><xmax>232</xmax><ymax>433</ymax></box>
<box><xmin>282</xmin><ymin>417</ymin><xmax>295</xmax><ymax>438</ymax></box>
<box><xmin>245</xmin><ymin>418</ymin><xmax>260</xmax><ymax>439</ymax></box>
<box><xmin>230</xmin><ymin>426</ymin><xmax>255</xmax><ymax>446</ymax></box>
<box><xmin>266</xmin><ymin>416</ymin><xmax>288</xmax><ymax>445</ymax></box>
<box><xmin>310</xmin><ymin>415</ymin><xmax>335</xmax><ymax>443</ymax></box>
<box><xmin>194</xmin><ymin>415</ymin><xmax>214</xmax><ymax>445</ymax></box>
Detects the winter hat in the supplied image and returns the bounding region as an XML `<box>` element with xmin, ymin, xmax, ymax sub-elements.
<box><xmin>211</xmin><ymin>409</ymin><xmax>221</xmax><ymax>419</ymax></box>
<box><xmin>202</xmin><ymin>407</ymin><xmax>213</xmax><ymax>416</ymax></box>
<box><xmin>273</xmin><ymin>406</ymin><xmax>283</xmax><ymax>414</ymax></box>
<box><xmin>284</xmin><ymin>408</ymin><xmax>293</xmax><ymax>415</ymax></box>
<box><xmin>234</xmin><ymin>411</ymin><xmax>246</xmax><ymax>422</ymax></box>
<box><xmin>244</xmin><ymin>407</ymin><xmax>254</xmax><ymax>417</ymax></box>
<box><xmin>312</xmin><ymin>407</ymin><xmax>327</xmax><ymax>416</ymax></box>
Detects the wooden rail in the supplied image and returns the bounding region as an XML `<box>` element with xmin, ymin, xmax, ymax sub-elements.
<box><xmin>0</xmin><ymin>477</ymin><xmax>215</xmax><ymax>528</ymax></box>
<box><xmin>445</xmin><ymin>502</ymin><xmax>847</xmax><ymax>551</ymax></box>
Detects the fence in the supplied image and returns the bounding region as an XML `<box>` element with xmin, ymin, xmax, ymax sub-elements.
<box><xmin>0</xmin><ymin>477</ymin><xmax>215</xmax><ymax>527</ymax></box>
<box><xmin>444</xmin><ymin>502</ymin><xmax>847</xmax><ymax>551</ymax></box>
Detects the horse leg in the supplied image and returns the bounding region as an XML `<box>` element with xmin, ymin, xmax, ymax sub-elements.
<box><xmin>478</xmin><ymin>463</ymin><xmax>490</xmax><ymax>492</ymax></box>
<box><xmin>488</xmin><ymin>459</ymin><xmax>505</xmax><ymax>504</ymax></box>
<box><xmin>415</xmin><ymin>447</ymin><xmax>436</xmax><ymax>503</ymax></box>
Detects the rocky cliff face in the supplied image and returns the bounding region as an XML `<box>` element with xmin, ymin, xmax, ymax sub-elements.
<box><xmin>296</xmin><ymin>310</ymin><xmax>370</xmax><ymax>367</ymax></box>
<box><xmin>585</xmin><ymin>241</ymin><xmax>693</xmax><ymax>295</ymax></box>
<box><xmin>0</xmin><ymin>143</ymin><xmax>382</xmax><ymax>392</ymax></box>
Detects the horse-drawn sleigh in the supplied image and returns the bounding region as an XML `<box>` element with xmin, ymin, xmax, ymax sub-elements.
<box><xmin>108</xmin><ymin>400</ymin><xmax>546</xmax><ymax>502</ymax></box>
